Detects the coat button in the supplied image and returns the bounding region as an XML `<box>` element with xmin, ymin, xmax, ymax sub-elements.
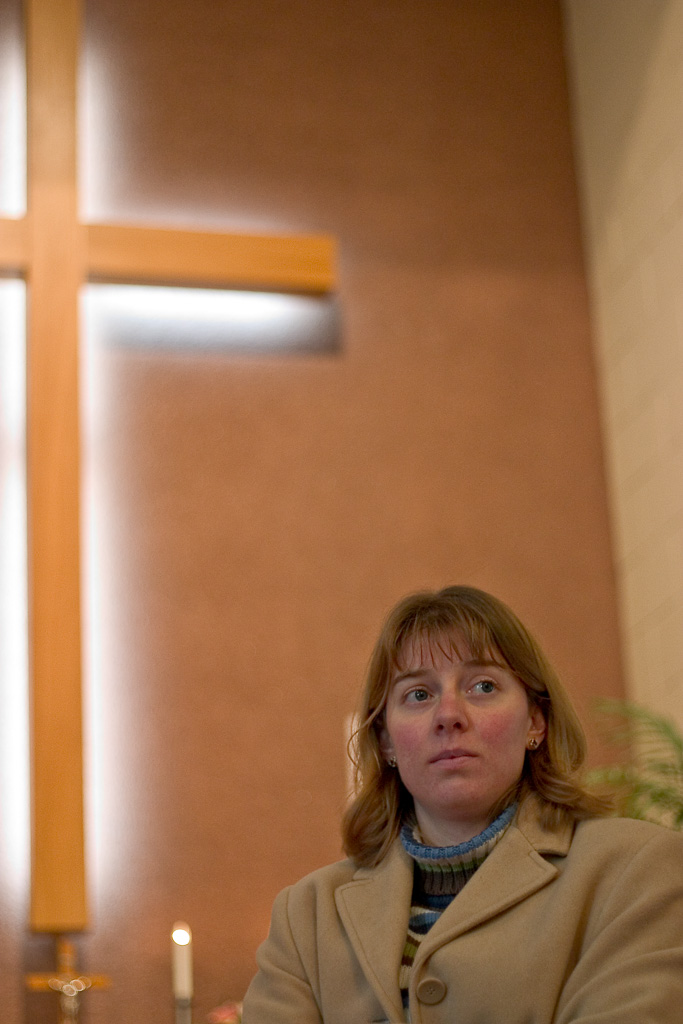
<box><xmin>416</xmin><ymin>976</ymin><xmax>446</xmax><ymax>1004</ymax></box>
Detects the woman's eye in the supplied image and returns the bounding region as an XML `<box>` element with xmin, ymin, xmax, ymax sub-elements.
<box><xmin>472</xmin><ymin>679</ymin><xmax>496</xmax><ymax>694</ymax></box>
<box><xmin>406</xmin><ymin>688</ymin><xmax>430</xmax><ymax>703</ymax></box>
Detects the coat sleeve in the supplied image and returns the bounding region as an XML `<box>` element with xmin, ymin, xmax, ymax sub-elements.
<box><xmin>241</xmin><ymin>886</ymin><xmax>324</xmax><ymax>1024</ymax></box>
<box><xmin>555</xmin><ymin>826</ymin><xmax>683</xmax><ymax>1023</ymax></box>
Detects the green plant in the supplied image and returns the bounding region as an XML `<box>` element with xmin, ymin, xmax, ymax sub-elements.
<box><xmin>587</xmin><ymin>700</ymin><xmax>683</xmax><ymax>829</ymax></box>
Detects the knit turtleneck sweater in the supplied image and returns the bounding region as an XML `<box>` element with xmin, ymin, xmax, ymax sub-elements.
<box><xmin>398</xmin><ymin>804</ymin><xmax>516</xmax><ymax>1019</ymax></box>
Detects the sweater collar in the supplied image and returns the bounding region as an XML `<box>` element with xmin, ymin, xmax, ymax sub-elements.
<box><xmin>400</xmin><ymin>803</ymin><xmax>517</xmax><ymax>866</ymax></box>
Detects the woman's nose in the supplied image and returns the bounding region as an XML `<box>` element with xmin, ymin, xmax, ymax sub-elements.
<box><xmin>435</xmin><ymin>691</ymin><xmax>469</xmax><ymax>730</ymax></box>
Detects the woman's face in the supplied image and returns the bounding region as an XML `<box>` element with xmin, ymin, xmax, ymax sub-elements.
<box><xmin>379</xmin><ymin>634</ymin><xmax>546</xmax><ymax>846</ymax></box>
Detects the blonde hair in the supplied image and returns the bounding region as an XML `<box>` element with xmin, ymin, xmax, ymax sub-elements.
<box><xmin>342</xmin><ymin>585</ymin><xmax>610</xmax><ymax>867</ymax></box>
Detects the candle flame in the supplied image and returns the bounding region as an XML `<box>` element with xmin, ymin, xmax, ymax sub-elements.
<box><xmin>172</xmin><ymin>924</ymin><xmax>192</xmax><ymax>946</ymax></box>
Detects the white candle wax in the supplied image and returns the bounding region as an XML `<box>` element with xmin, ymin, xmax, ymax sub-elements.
<box><xmin>171</xmin><ymin>922</ymin><xmax>193</xmax><ymax>1000</ymax></box>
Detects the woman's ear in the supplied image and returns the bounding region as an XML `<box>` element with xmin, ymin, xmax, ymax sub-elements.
<box><xmin>527</xmin><ymin>705</ymin><xmax>547</xmax><ymax>747</ymax></box>
<box><xmin>378</xmin><ymin>723</ymin><xmax>395</xmax><ymax>763</ymax></box>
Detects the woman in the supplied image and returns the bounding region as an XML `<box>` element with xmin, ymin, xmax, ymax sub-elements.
<box><xmin>242</xmin><ymin>585</ymin><xmax>683</xmax><ymax>1024</ymax></box>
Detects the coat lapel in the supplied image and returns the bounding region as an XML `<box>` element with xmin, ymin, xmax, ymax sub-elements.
<box><xmin>335</xmin><ymin>841</ymin><xmax>414</xmax><ymax>1022</ymax></box>
<box><xmin>417</xmin><ymin>805</ymin><xmax>573</xmax><ymax>961</ymax></box>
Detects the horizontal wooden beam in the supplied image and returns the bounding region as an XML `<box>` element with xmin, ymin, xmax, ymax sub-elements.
<box><xmin>86</xmin><ymin>223</ymin><xmax>336</xmax><ymax>293</ymax></box>
<box><xmin>0</xmin><ymin>216</ymin><xmax>30</xmax><ymax>273</ymax></box>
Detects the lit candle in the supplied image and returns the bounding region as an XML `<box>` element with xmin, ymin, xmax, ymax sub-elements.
<box><xmin>171</xmin><ymin>922</ymin><xmax>193</xmax><ymax>1001</ymax></box>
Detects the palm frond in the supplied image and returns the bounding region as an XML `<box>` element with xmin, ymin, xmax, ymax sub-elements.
<box><xmin>587</xmin><ymin>700</ymin><xmax>683</xmax><ymax>830</ymax></box>
<box><xmin>595</xmin><ymin>700</ymin><xmax>683</xmax><ymax>756</ymax></box>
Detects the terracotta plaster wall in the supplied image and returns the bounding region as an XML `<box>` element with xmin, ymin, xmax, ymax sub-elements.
<box><xmin>21</xmin><ymin>1</ymin><xmax>624</xmax><ymax>1021</ymax></box>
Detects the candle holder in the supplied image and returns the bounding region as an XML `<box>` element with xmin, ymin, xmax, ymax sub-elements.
<box><xmin>174</xmin><ymin>995</ymin><xmax>192</xmax><ymax>1024</ymax></box>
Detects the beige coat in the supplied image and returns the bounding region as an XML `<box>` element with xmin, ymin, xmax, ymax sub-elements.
<box><xmin>242</xmin><ymin>801</ymin><xmax>683</xmax><ymax>1024</ymax></box>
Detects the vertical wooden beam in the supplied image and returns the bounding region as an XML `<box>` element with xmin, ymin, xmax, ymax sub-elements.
<box><xmin>25</xmin><ymin>0</ymin><xmax>87</xmax><ymax>931</ymax></box>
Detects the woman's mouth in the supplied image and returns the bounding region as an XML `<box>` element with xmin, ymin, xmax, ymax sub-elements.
<box><xmin>430</xmin><ymin>749</ymin><xmax>476</xmax><ymax>763</ymax></box>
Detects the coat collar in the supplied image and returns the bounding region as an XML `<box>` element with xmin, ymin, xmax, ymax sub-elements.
<box><xmin>334</xmin><ymin>799</ymin><xmax>573</xmax><ymax>1020</ymax></box>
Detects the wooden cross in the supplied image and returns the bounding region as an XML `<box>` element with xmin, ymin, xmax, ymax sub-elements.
<box><xmin>25</xmin><ymin>936</ymin><xmax>111</xmax><ymax>1023</ymax></box>
<box><xmin>0</xmin><ymin>0</ymin><xmax>335</xmax><ymax>933</ymax></box>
